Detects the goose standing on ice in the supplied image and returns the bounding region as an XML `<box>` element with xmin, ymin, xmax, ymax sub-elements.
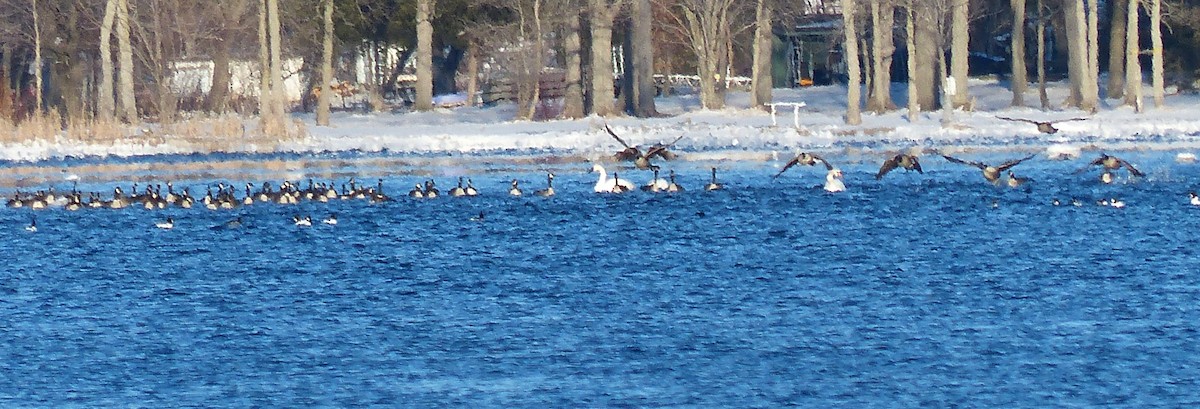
<box><xmin>591</xmin><ymin>164</ymin><xmax>636</xmax><ymax>193</ymax></box>
<box><xmin>941</xmin><ymin>153</ymin><xmax>1037</xmax><ymax>184</ymax></box>
<box><xmin>704</xmin><ymin>167</ymin><xmax>724</xmax><ymax>191</ymax></box>
<box><xmin>535</xmin><ymin>173</ymin><xmax>555</xmax><ymax>197</ymax></box>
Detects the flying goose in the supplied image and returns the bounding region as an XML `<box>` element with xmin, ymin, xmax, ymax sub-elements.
<box><xmin>876</xmin><ymin>153</ymin><xmax>923</xmax><ymax>179</ymax></box>
<box><xmin>605</xmin><ymin>124</ymin><xmax>684</xmax><ymax>170</ymax></box>
<box><xmin>996</xmin><ymin>116</ymin><xmax>1088</xmax><ymax>134</ymax></box>
<box><xmin>941</xmin><ymin>153</ymin><xmax>1037</xmax><ymax>184</ymax></box>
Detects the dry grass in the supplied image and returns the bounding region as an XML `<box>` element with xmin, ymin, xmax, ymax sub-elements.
<box><xmin>2</xmin><ymin>112</ymin><xmax>309</xmax><ymax>154</ymax></box>
<box><xmin>0</xmin><ymin>110</ymin><xmax>63</xmax><ymax>144</ymax></box>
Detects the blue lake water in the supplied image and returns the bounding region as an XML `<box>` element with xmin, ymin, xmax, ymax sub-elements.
<box><xmin>3</xmin><ymin>150</ymin><xmax>1200</xmax><ymax>407</ymax></box>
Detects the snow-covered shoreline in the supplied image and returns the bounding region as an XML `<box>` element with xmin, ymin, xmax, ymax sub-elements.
<box><xmin>3</xmin><ymin>80</ymin><xmax>1199</xmax><ymax>163</ymax></box>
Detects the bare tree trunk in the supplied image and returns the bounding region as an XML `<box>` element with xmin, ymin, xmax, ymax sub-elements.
<box><xmin>680</xmin><ymin>0</ymin><xmax>737</xmax><ymax>111</ymax></box>
<box><xmin>116</xmin><ymin>0</ymin><xmax>136</xmax><ymax>122</ymax></box>
<box><xmin>913</xmin><ymin>8</ymin><xmax>939</xmax><ymax>110</ymax></box>
<box><xmin>630</xmin><ymin>0</ymin><xmax>657</xmax><ymax>116</ymax></box>
<box><xmin>589</xmin><ymin>0</ymin><xmax>621</xmax><ymax>116</ymax></box>
<box><xmin>98</xmin><ymin>0</ymin><xmax>116</xmax><ymax>119</ymax></box>
<box><xmin>843</xmin><ymin>0</ymin><xmax>861</xmax><ymax>125</ymax></box>
<box><xmin>860</xmin><ymin>34</ymin><xmax>872</xmax><ymax>104</ymax></box>
<box><xmin>31</xmin><ymin>0</ymin><xmax>42</xmax><ymax>114</ymax></box>
<box><xmin>1085</xmin><ymin>0</ymin><xmax>1100</xmax><ymax>111</ymax></box>
<box><xmin>1036</xmin><ymin>0</ymin><xmax>1048</xmax><ymax>109</ymax></box>
<box><xmin>561</xmin><ymin>9</ymin><xmax>585</xmax><ymax>118</ymax></box>
<box><xmin>1124</xmin><ymin>0</ymin><xmax>1142</xmax><ymax>111</ymax></box>
<box><xmin>905</xmin><ymin>0</ymin><xmax>918</xmax><ymax>121</ymax></box>
<box><xmin>316</xmin><ymin>0</ymin><xmax>333</xmax><ymax>126</ymax></box>
<box><xmin>1063</xmin><ymin>0</ymin><xmax>1084</xmax><ymax>106</ymax></box>
<box><xmin>1149</xmin><ymin>0</ymin><xmax>1163</xmax><ymax>107</ymax></box>
<box><xmin>1107</xmin><ymin>0</ymin><xmax>1126</xmax><ymax>99</ymax></box>
<box><xmin>866</xmin><ymin>0</ymin><xmax>894</xmax><ymax>113</ymax></box>
<box><xmin>258</xmin><ymin>0</ymin><xmax>270</xmax><ymax>118</ymax></box>
<box><xmin>750</xmin><ymin>0</ymin><xmax>773</xmax><ymax>109</ymax></box>
<box><xmin>208</xmin><ymin>40</ymin><xmax>232</xmax><ymax>113</ymax></box>
<box><xmin>267</xmin><ymin>0</ymin><xmax>286</xmax><ymax>118</ymax></box>
<box><xmin>950</xmin><ymin>0</ymin><xmax>970</xmax><ymax>108</ymax></box>
<box><xmin>1010</xmin><ymin>0</ymin><xmax>1027</xmax><ymax>107</ymax></box>
<box><xmin>465</xmin><ymin>41</ymin><xmax>479</xmax><ymax>107</ymax></box>
<box><xmin>415</xmin><ymin>0</ymin><xmax>434</xmax><ymax>111</ymax></box>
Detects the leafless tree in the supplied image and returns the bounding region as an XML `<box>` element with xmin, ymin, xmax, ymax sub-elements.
<box><xmin>589</xmin><ymin>0</ymin><xmax>624</xmax><ymax>116</ymax></box>
<box><xmin>843</xmin><ymin>0</ymin><xmax>862</xmax><ymax>124</ymax></box>
<box><xmin>1107</xmin><ymin>0</ymin><xmax>1126</xmax><ymax>99</ymax></box>
<box><xmin>657</xmin><ymin>0</ymin><xmax>748</xmax><ymax>110</ymax></box>
<box><xmin>1011</xmin><ymin>0</ymin><xmax>1027</xmax><ymax>106</ymax></box>
<box><xmin>316</xmin><ymin>0</ymin><xmax>333</xmax><ymax>125</ymax></box>
<box><xmin>1124</xmin><ymin>0</ymin><xmax>1142</xmax><ymax>111</ymax></box>
<box><xmin>415</xmin><ymin>0</ymin><xmax>434</xmax><ymax>111</ymax></box>
<box><xmin>749</xmin><ymin>0</ymin><xmax>773</xmax><ymax>109</ymax></box>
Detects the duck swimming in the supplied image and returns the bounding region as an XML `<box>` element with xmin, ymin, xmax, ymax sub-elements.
<box><xmin>591</xmin><ymin>164</ymin><xmax>636</xmax><ymax>193</ymax></box>
<box><xmin>876</xmin><ymin>153</ymin><xmax>923</xmax><ymax>179</ymax></box>
<box><xmin>323</xmin><ymin>214</ymin><xmax>338</xmax><ymax>225</ymax></box>
<box><xmin>293</xmin><ymin>215</ymin><xmax>312</xmax><ymax>227</ymax></box>
<box><xmin>941</xmin><ymin>153</ymin><xmax>1037</xmax><ymax>184</ymax></box>
<box><xmin>1189</xmin><ymin>192</ymin><xmax>1200</xmax><ymax>206</ymax></box>
<box><xmin>156</xmin><ymin>217</ymin><xmax>174</xmax><ymax>230</ymax></box>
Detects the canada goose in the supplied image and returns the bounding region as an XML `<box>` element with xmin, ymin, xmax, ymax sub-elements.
<box><xmin>424</xmin><ymin>180</ymin><xmax>440</xmax><ymax>198</ymax></box>
<box><xmin>1077</xmin><ymin>153</ymin><xmax>1145</xmax><ymax>179</ymax></box>
<box><xmin>591</xmin><ymin>164</ymin><xmax>636</xmax><ymax>193</ymax></box>
<box><xmin>605</xmin><ymin>124</ymin><xmax>683</xmax><ymax>170</ymax></box>
<box><xmin>995</xmin><ymin>116</ymin><xmax>1088</xmax><ymax>134</ymax></box>
<box><xmin>243</xmin><ymin>183</ymin><xmax>255</xmax><ymax>205</ymax></box>
<box><xmin>667</xmin><ymin>170</ymin><xmax>685</xmax><ymax>192</ymax></box>
<box><xmin>465</xmin><ymin>179</ymin><xmax>479</xmax><ymax>196</ymax></box>
<box><xmin>641</xmin><ymin>168</ymin><xmax>669</xmax><ymax>192</ymax></box>
<box><xmin>876</xmin><ymin>153</ymin><xmax>924</xmax><ymax>179</ymax></box>
<box><xmin>6</xmin><ymin>192</ymin><xmax>23</xmax><ymax>208</ymax></box>
<box><xmin>156</xmin><ymin>217</ymin><xmax>174</xmax><ymax>230</ymax></box>
<box><xmin>323</xmin><ymin>214</ymin><xmax>338</xmax><ymax>225</ymax></box>
<box><xmin>470</xmin><ymin>211</ymin><xmax>485</xmax><ymax>222</ymax></box>
<box><xmin>535</xmin><ymin>173</ymin><xmax>555</xmax><ymax>197</ymax></box>
<box><xmin>773</xmin><ymin>152</ymin><xmax>827</xmax><ymax>179</ymax></box>
<box><xmin>941</xmin><ymin>153</ymin><xmax>1037</xmax><ymax>184</ymax></box>
<box><xmin>508</xmin><ymin>179</ymin><xmax>522</xmax><ymax>196</ymax></box>
<box><xmin>408</xmin><ymin>183</ymin><xmax>425</xmax><ymax>198</ymax></box>
<box><xmin>1006</xmin><ymin>171</ymin><xmax>1030</xmax><ymax>188</ymax></box>
<box><xmin>704</xmin><ymin>167</ymin><xmax>724</xmax><ymax>191</ymax></box>
<box><xmin>25</xmin><ymin>216</ymin><xmax>36</xmax><ymax>232</ymax></box>
<box><xmin>450</xmin><ymin>177</ymin><xmax>467</xmax><ymax>197</ymax></box>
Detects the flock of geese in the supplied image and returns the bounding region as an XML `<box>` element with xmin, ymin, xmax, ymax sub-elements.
<box><xmin>6</xmin><ymin>125</ymin><xmax>1199</xmax><ymax>232</ymax></box>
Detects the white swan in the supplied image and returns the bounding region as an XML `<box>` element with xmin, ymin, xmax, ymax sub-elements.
<box><xmin>592</xmin><ymin>164</ymin><xmax>635</xmax><ymax>193</ymax></box>
<box><xmin>824</xmin><ymin>168</ymin><xmax>846</xmax><ymax>193</ymax></box>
